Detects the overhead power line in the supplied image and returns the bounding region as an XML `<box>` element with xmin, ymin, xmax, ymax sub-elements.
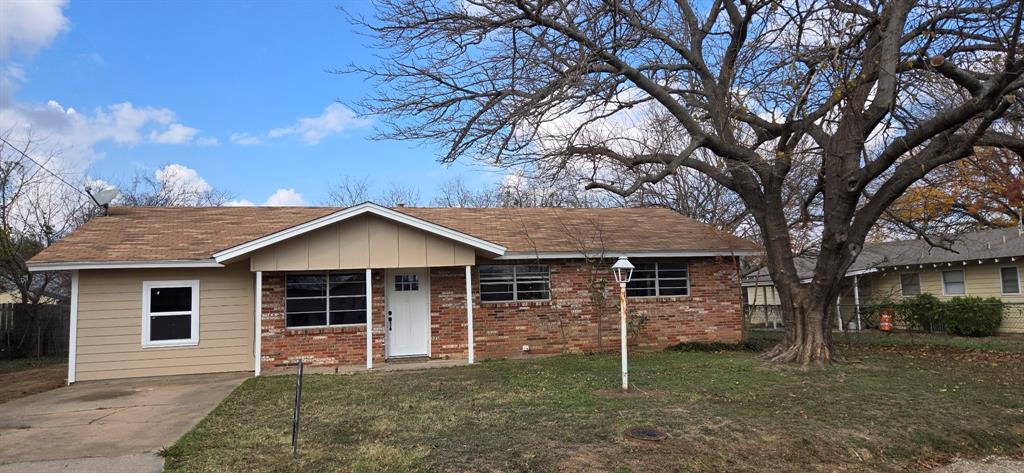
<box><xmin>0</xmin><ymin>136</ymin><xmax>98</xmax><ymax>204</ymax></box>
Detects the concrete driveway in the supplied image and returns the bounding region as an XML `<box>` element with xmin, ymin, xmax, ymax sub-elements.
<box><xmin>0</xmin><ymin>372</ymin><xmax>247</xmax><ymax>472</ymax></box>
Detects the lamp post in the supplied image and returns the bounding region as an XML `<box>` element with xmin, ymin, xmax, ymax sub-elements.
<box><xmin>611</xmin><ymin>256</ymin><xmax>634</xmax><ymax>390</ymax></box>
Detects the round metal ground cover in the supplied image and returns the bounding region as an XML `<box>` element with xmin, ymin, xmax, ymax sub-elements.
<box><xmin>623</xmin><ymin>426</ymin><xmax>668</xmax><ymax>442</ymax></box>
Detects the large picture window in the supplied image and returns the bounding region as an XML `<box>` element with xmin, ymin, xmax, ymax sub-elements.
<box><xmin>627</xmin><ymin>261</ymin><xmax>689</xmax><ymax>297</ymax></box>
<box><xmin>142</xmin><ymin>280</ymin><xmax>200</xmax><ymax>347</ymax></box>
<box><xmin>479</xmin><ymin>264</ymin><xmax>550</xmax><ymax>302</ymax></box>
<box><xmin>286</xmin><ymin>272</ymin><xmax>367</xmax><ymax>328</ymax></box>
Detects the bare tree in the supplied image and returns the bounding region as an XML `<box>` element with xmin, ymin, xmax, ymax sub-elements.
<box><xmin>0</xmin><ymin>132</ymin><xmax>92</xmax><ymax>304</ymax></box>
<box><xmin>116</xmin><ymin>167</ymin><xmax>232</xmax><ymax>207</ymax></box>
<box><xmin>324</xmin><ymin>176</ymin><xmax>422</xmax><ymax>207</ymax></box>
<box><xmin>351</xmin><ymin>0</ymin><xmax>1024</xmax><ymax>366</ymax></box>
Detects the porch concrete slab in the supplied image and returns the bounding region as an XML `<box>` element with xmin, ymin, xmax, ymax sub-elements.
<box><xmin>0</xmin><ymin>372</ymin><xmax>247</xmax><ymax>469</ymax></box>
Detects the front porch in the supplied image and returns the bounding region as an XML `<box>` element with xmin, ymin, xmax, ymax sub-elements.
<box><xmin>255</xmin><ymin>266</ymin><xmax>476</xmax><ymax>374</ymax></box>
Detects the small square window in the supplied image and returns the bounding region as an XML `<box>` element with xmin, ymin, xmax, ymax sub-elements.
<box><xmin>394</xmin><ymin>274</ymin><xmax>419</xmax><ymax>291</ymax></box>
<box><xmin>142</xmin><ymin>281</ymin><xmax>199</xmax><ymax>347</ymax></box>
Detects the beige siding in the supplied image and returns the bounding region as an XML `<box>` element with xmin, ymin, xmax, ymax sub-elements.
<box><xmin>250</xmin><ymin>214</ymin><xmax>476</xmax><ymax>271</ymax></box>
<box><xmin>869</xmin><ymin>261</ymin><xmax>1024</xmax><ymax>333</ymax></box>
<box><xmin>745</xmin><ymin>285</ymin><xmax>780</xmax><ymax>305</ymax></box>
<box><xmin>75</xmin><ymin>262</ymin><xmax>254</xmax><ymax>381</ymax></box>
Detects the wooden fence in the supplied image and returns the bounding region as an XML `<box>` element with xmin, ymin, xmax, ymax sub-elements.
<box><xmin>0</xmin><ymin>303</ymin><xmax>70</xmax><ymax>359</ymax></box>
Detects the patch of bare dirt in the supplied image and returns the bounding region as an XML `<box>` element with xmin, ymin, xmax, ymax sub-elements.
<box><xmin>0</xmin><ymin>363</ymin><xmax>66</xmax><ymax>403</ymax></box>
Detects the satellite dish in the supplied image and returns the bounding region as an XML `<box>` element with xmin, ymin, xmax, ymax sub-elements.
<box><xmin>86</xmin><ymin>186</ymin><xmax>120</xmax><ymax>215</ymax></box>
<box><xmin>90</xmin><ymin>187</ymin><xmax>119</xmax><ymax>206</ymax></box>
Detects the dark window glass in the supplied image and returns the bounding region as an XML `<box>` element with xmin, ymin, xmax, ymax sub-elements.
<box><xmin>626</xmin><ymin>261</ymin><xmax>688</xmax><ymax>297</ymax></box>
<box><xmin>330</xmin><ymin>311</ymin><xmax>366</xmax><ymax>325</ymax></box>
<box><xmin>285</xmin><ymin>272</ymin><xmax>367</xmax><ymax>328</ymax></box>
<box><xmin>286</xmin><ymin>312</ymin><xmax>327</xmax><ymax>327</ymax></box>
<box><xmin>286</xmin><ymin>298</ymin><xmax>326</xmax><ymax>314</ymax></box>
<box><xmin>479</xmin><ymin>264</ymin><xmax>550</xmax><ymax>301</ymax></box>
<box><xmin>149</xmin><ymin>314</ymin><xmax>192</xmax><ymax>341</ymax></box>
<box><xmin>900</xmin><ymin>273</ymin><xmax>921</xmax><ymax>296</ymax></box>
<box><xmin>1001</xmin><ymin>267</ymin><xmax>1020</xmax><ymax>294</ymax></box>
<box><xmin>286</xmin><ymin>274</ymin><xmax>326</xmax><ymax>298</ymax></box>
<box><xmin>150</xmin><ymin>287</ymin><xmax>192</xmax><ymax>313</ymax></box>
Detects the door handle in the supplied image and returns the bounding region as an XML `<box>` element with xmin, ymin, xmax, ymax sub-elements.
<box><xmin>388</xmin><ymin>316</ymin><xmax>393</xmax><ymax>331</ymax></box>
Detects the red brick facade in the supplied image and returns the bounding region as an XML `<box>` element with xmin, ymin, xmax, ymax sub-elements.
<box><xmin>260</xmin><ymin>257</ymin><xmax>742</xmax><ymax>370</ymax></box>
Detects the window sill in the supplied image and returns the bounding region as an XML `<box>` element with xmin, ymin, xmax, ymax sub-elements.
<box><xmin>285</xmin><ymin>323</ymin><xmax>367</xmax><ymax>333</ymax></box>
<box><xmin>629</xmin><ymin>295</ymin><xmax>691</xmax><ymax>302</ymax></box>
<box><xmin>480</xmin><ymin>299</ymin><xmax>552</xmax><ymax>308</ymax></box>
<box><xmin>142</xmin><ymin>340</ymin><xmax>199</xmax><ymax>349</ymax></box>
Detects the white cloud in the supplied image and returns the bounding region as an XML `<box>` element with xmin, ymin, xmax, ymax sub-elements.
<box><xmin>149</xmin><ymin>123</ymin><xmax>199</xmax><ymax>144</ymax></box>
<box><xmin>225</xmin><ymin>198</ymin><xmax>256</xmax><ymax>207</ymax></box>
<box><xmin>268</xmin><ymin>103</ymin><xmax>370</xmax><ymax>145</ymax></box>
<box><xmin>0</xmin><ymin>0</ymin><xmax>69</xmax><ymax>58</ymax></box>
<box><xmin>263</xmin><ymin>188</ymin><xmax>306</xmax><ymax>206</ymax></box>
<box><xmin>229</xmin><ymin>132</ymin><xmax>261</xmax><ymax>146</ymax></box>
<box><xmin>155</xmin><ymin>163</ymin><xmax>212</xmax><ymax>196</ymax></box>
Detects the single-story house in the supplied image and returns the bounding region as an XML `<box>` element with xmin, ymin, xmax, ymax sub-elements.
<box><xmin>743</xmin><ymin>227</ymin><xmax>1024</xmax><ymax>333</ymax></box>
<box><xmin>27</xmin><ymin>203</ymin><xmax>758</xmax><ymax>383</ymax></box>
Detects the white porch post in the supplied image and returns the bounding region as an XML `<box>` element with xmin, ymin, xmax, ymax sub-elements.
<box><xmin>465</xmin><ymin>265</ymin><xmax>474</xmax><ymax>364</ymax></box>
<box><xmin>853</xmin><ymin>275</ymin><xmax>862</xmax><ymax>331</ymax></box>
<box><xmin>67</xmin><ymin>270</ymin><xmax>79</xmax><ymax>385</ymax></box>
<box><xmin>254</xmin><ymin>271</ymin><xmax>262</xmax><ymax>376</ymax></box>
<box><xmin>366</xmin><ymin>268</ymin><xmax>373</xmax><ymax>369</ymax></box>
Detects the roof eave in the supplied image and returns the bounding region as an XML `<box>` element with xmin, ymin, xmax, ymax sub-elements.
<box><xmin>494</xmin><ymin>249</ymin><xmax>760</xmax><ymax>260</ymax></box>
<box><xmin>27</xmin><ymin>260</ymin><xmax>224</xmax><ymax>272</ymax></box>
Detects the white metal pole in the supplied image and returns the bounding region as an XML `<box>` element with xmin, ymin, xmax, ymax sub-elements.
<box><xmin>366</xmin><ymin>268</ymin><xmax>373</xmax><ymax>370</ymax></box>
<box><xmin>853</xmin><ymin>275</ymin><xmax>862</xmax><ymax>331</ymax></box>
<box><xmin>465</xmin><ymin>265</ymin><xmax>475</xmax><ymax>364</ymax></box>
<box><xmin>620</xmin><ymin>282</ymin><xmax>628</xmax><ymax>390</ymax></box>
<box><xmin>254</xmin><ymin>271</ymin><xmax>262</xmax><ymax>376</ymax></box>
<box><xmin>67</xmin><ymin>270</ymin><xmax>79</xmax><ymax>385</ymax></box>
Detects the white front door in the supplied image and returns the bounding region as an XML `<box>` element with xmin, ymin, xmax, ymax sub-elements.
<box><xmin>385</xmin><ymin>269</ymin><xmax>430</xmax><ymax>357</ymax></box>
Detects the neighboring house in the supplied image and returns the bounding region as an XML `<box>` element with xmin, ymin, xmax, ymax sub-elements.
<box><xmin>27</xmin><ymin>203</ymin><xmax>758</xmax><ymax>383</ymax></box>
<box><xmin>743</xmin><ymin>227</ymin><xmax>1024</xmax><ymax>333</ymax></box>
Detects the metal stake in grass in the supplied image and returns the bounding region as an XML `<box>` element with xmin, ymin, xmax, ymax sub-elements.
<box><xmin>291</xmin><ymin>359</ymin><xmax>304</xmax><ymax>459</ymax></box>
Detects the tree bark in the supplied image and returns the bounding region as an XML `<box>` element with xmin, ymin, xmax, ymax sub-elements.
<box><xmin>762</xmin><ymin>290</ymin><xmax>836</xmax><ymax>367</ymax></box>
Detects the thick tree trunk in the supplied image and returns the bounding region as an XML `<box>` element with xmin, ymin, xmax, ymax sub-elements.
<box><xmin>762</xmin><ymin>290</ymin><xmax>836</xmax><ymax>367</ymax></box>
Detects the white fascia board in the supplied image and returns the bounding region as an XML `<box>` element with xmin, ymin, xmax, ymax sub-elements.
<box><xmin>28</xmin><ymin>260</ymin><xmax>224</xmax><ymax>272</ymax></box>
<box><xmin>494</xmin><ymin>250</ymin><xmax>760</xmax><ymax>260</ymax></box>
<box><xmin>212</xmin><ymin>202</ymin><xmax>506</xmax><ymax>262</ymax></box>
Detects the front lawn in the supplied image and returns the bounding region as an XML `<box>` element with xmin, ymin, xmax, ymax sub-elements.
<box><xmin>164</xmin><ymin>338</ymin><xmax>1024</xmax><ymax>472</ymax></box>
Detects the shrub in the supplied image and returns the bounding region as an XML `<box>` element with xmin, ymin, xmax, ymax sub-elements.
<box><xmin>943</xmin><ymin>297</ymin><xmax>1003</xmax><ymax>337</ymax></box>
<box><xmin>896</xmin><ymin>293</ymin><xmax>944</xmax><ymax>333</ymax></box>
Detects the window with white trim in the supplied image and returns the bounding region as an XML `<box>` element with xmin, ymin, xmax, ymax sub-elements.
<box><xmin>1001</xmin><ymin>266</ymin><xmax>1020</xmax><ymax>294</ymax></box>
<box><xmin>626</xmin><ymin>261</ymin><xmax>689</xmax><ymax>297</ymax></box>
<box><xmin>942</xmin><ymin>269</ymin><xmax>966</xmax><ymax>295</ymax></box>
<box><xmin>285</xmin><ymin>272</ymin><xmax>366</xmax><ymax>328</ymax></box>
<box><xmin>479</xmin><ymin>264</ymin><xmax>550</xmax><ymax>302</ymax></box>
<box><xmin>142</xmin><ymin>280</ymin><xmax>199</xmax><ymax>347</ymax></box>
<box><xmin>900</xmin><ymin>273</ymin><xmax>921</xmax><ymax>296</ymax></box>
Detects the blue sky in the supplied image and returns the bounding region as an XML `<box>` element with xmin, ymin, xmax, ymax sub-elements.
<box><xmin>1</xmin><ymin>0</ymin><xmax>503</xmax><ymax>206</ymax></box>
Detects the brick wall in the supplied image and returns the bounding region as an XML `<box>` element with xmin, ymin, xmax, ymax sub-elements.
<box><xmin>260</xmin><ymin>257</ymin><xmax>743</xmax><ymax>369</ymax></box>
<box><xmin>432</xmin><ymin>257</ymin><xmax>743</xmax><ymax>360</ymax></box>
<box><xmin>259</xmin><ymin>271</ymin><xmax>386</xmax><ymax>370</ymax></box>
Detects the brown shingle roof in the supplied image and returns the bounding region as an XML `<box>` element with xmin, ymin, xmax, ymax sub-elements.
<box><xmin>29</xmin><ymin>206</ymin><xmax>758</xmax><ymax>264</ymax></box>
